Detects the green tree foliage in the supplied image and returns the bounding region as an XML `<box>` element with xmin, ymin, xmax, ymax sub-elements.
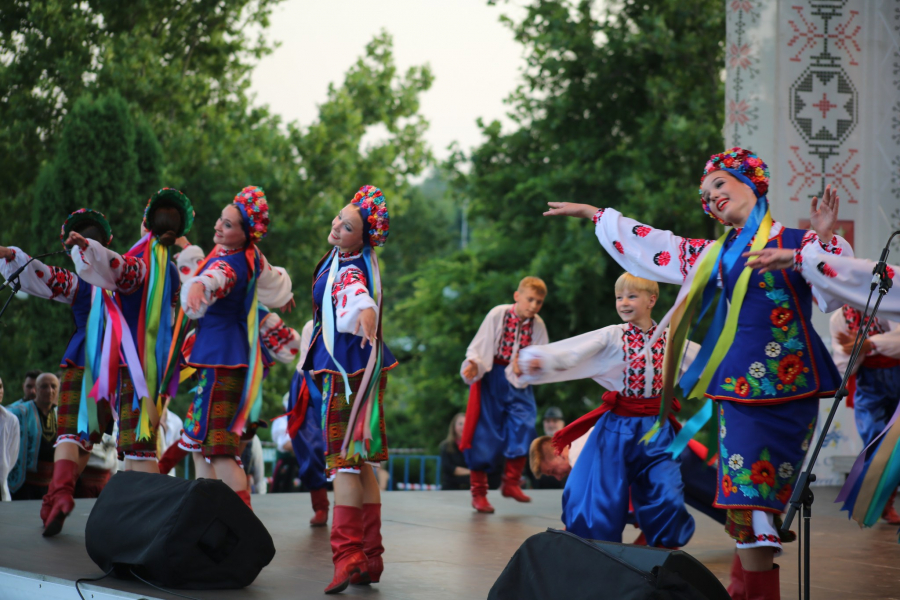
<box><xmin>4</xmin><ymin>91</ymin><xmax>162</xmax><ymax>378</ymax></box>
<box><xmin>0</xmin><ymin>0</ymin><xmax>434</xmax><ymax>427</ymax></box>
<box><xmin>388</xmin><ymin>0</ymin><xmax>726</xmax><ymax>450</ymax></box>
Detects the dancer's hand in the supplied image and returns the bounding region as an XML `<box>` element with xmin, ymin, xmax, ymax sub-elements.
<box><xmin>0</xmin><ymin>246</ymin><xmax>12</xmax><ymax>260</ymax></box>
<box><xmin>280</xmin><ymin>297</ymin><xmax>295</xmax><ymax>313</ymax></box>
<box><xmin>743</xmin><ymin>248</ymin><xmax>795</xmax><ymax>273</ymax></box>
<box><xmin>354</xmin><ymin>307</ymin><xmax>377</xmax><ymax>348</ymax></box>
<box><xmin>512</xmin><ymin>356</ymin><xmax>523</xmax><ymax>376</ymax></box>
<box><xmin>186</xmin><ymin>282</ymin><xmax>208</xmax><ymax>313</ymax></box>
<box><xmin>810</xmin><ymin>184</ymin><xmax>839</xmax><ymax>245</ymax></box>
<box><xmin>462</xmin><ymin>361</ymin><xmax>478</xmax><ymax>381</ymax></box>
<box><xmin>544</xmin><ymin>202</ymin><xmax>599</xmax><ymax>219</ymax></box>
<box><xmin>526</xmin><ymin>358</ymin><xmax>543</xmax><ymax>374</ymax></box>
<box><xmin>65</xmin><ymin>232</ymin><xmax>89</xmax><ymax>250</ymax></box>
<box><xmin>835</xmin><ymin>330</ymin><xmax>872</xmax><ymax>356</ymax></box>
<box><xmin>175</xmin><ymin>236</ymin><xmax>191</xmax><ymax>249</ymax></box>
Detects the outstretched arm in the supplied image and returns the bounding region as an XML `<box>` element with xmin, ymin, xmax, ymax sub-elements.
<box><xmin>0</xmin><ymin>246</ymin><xmax>78</xmax><ymax>304</ymax></box>
<box><xmin>70</xmin><ymin>238</ymin><xmax>146</xmax><ymax>295</ymax></box>
<box><xmin>546</xmin><ymin>203</ymin><xmax>714</xmax><ymax>285</ymax></box>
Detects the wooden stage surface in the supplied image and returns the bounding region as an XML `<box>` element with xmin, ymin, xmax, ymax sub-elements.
<box><xmin>0</xmin><ymin>487</ymin><xmax>898</xmax><ymax>599</ymax></box>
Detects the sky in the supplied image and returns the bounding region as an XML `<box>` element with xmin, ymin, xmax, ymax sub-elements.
<box><xmin>249</xmin><ymin>0</ymin><xmax>529</xmax><ymax>162</ymax></box>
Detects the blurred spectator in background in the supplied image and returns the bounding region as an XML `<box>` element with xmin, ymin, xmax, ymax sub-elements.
<box><xmin>0</xmin><ymin>403</ymin><xmax>20</xmax><ymax>500</ymax></box>
<box><xmin>439</xmin><ymin>413</ymin><xmax>471</xmax><ymax>490</ymax></box>
<box><xmin>542</xmin><ymin>406</ymin><xmax>565</xmax><ymax>437</ymax></box>
<box><xmin>9</xmin><ymin>373</ymin><xmax>59</xmax><ymax>500</ymax></box>
<box><xmin>10</xmin><ymin>370</ymin><xmax>40</xmax><ymax>406</ymax></box>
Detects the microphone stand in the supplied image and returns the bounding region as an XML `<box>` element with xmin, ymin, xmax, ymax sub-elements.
<box><xmin>0</xmin><ymin>249</ymin><xmax>70</xmax><ymax>330</ymax></box>
<box><xmin>781</xmin><ymin>231</ymin><xmax>898</xmax><ymax>600</ymax></box>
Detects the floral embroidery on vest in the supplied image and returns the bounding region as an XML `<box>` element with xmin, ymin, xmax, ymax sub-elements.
<box><xmin>496</xmin><ymin>309</ymin><xmax>534</xmax><ymax>362</ymax></box>
<box><xmin>720</xmin><ymin>272</ymin><xmax>811</xmax><ymax>398</ymax></box>
<box><xmin>185</xmin><ymin>371</ymin><xmax>208</xmax><ymax>437</ymax></box>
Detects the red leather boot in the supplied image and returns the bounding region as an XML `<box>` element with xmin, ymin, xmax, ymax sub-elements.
<box><xmin>236</xmin><ymin>489</ymin><xmax>253</xmax><ymax>510</ymax></box>
<box><xmin>470</xmin><ymin>471</ymin><xmax>495</xmax><ymax>513</ymax></box>
<box><xmin>351</xmin><ymin>503</ymin><xmax>385</xmax><ymax>585</ymax></box>
<box><xmin>882</xmin><ymin>490</ymin><xmax>900</xmax><ymax>525</ymax></box>
<box><xmin>325</xmin><ymin>505</ymin><xmax>368</xmax><ymax>594</ymax></box>
<box><xmin>157</xmin><ymin>443</ymin><xmax>188</xmax><ymax>475</ymax></box>
<box><xmin>41</xmin><ymin>459</ymin><xmax>80</xmax><ymax>537</ymax></box>
<box><xmin>310</xmin><ymin>487</ymin><xmax>330</xmax><ymax>527</ymax></box>
<box><xmin>501</xmin><ymin>456</ymin><xmax>532</xmax><ymax>503</ymax></box>
<box><xmin>744</xmin><ymin>564</ymin><xmax>780</xmax><ymax>600</ymax></box>
<box><xmin>727</xmin><ymin>552</ymin><xmax>747</xmax><ymax>600</ymax></box>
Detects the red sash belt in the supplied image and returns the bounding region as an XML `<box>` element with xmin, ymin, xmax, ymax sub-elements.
<box><xmin>286</xmin><ymin>377</ymin><xmax>311</xmax><ymax>439</ymax></box>
<box><xmin>551</xmin><ymin>391</ymin><xmax>682</xmax><ymax>455</ymax></box>
<box><xmin>862</xmin><ymin>354</ymin><xmax>900</xmax><ymax>369</ymax></box>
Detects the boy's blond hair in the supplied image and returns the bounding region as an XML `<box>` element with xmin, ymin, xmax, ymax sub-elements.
<box><xmin>614</xmin><ymin>273</ymin><xmax>658</xmax><ymax>297</ymax></box>
<box><xmin>518</xmin><ymin>276</ymin><xmax>547</xmax><ymax>296</ymax></box>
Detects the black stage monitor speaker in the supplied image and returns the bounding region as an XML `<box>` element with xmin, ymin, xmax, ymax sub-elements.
<box><xmin>489</xmin><ymin>529</ymin><xmax>730</xmax><ymax>600</ymax></box>
<box><xmin>85</xmin><ymin>471</ymin><xmax>275</xmax><ymax>590</ymax></box>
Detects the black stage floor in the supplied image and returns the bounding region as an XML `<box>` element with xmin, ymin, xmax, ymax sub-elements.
<box><xmin>1</xmin><ymin>487</ymin><xmax>898</xmax><ymax>599</ymax></box>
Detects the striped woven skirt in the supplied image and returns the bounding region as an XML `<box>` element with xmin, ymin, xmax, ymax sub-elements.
<box><xmin>321</xmin><ymin>372</ymin><xmax>389</xmax><ymax>470</ymax></box>
<box><xmin>117</xmin><ymin>367</ymin><xmax>159</xmax><ymax>460</ymax></box>
<box><xmin>55</xmin><ymin>366</ymin><xmax>114</xmax><ymax>452</ymax></box>
<box><xmin>179</xmin><ymin>367</ymin><xmax>244</xmax><ymax>458</ymax></box>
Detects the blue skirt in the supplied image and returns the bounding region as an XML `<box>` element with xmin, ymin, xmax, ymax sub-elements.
<box><xmin>715</xmin><ymin>398</ymin><xmax>818</xmax><ymax>513</ymax></box>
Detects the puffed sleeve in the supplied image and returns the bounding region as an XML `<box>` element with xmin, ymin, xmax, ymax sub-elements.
<box><xmin>870</xmin><ymin>323</ymin><xmax>900</xmax><ymax>360</ymax></box>
<box><xmin>271</xmin><ymin>415</ymin><xmax>291</xmax><ymax>452</ymax></box>
<box><xmin>828</xmin><ymin>310</ymin><xmax>856</xmax><ymax>376</ymax></box>
<box><xmin>295</xmin><ymin>320</ymin><xmax>314</xmax><ymax>374</ymax></box>
<box><xmin>795</xmin><ymin>231</ymin><xmax>855</xmax><ymax>312</ymax></box>
<box><xmin>257</xmin><ymin>251</ymin><xmax>293</xmax><ymax>309</ymax></box>
<box><xmin>0</xmin><ymin>247</ymin><xmax>78</xmax><ymax>305</ymax></box>
<box><xmin>176</xmin><ymin>245</ymin><xmax>206</xmax><ymax>284</ymax></box>
<box><xmin>793</xmin><ymin>252</ymin><xmax>900</xmax><ymax>319</ymax></box>
<box><xmin>593</xmin><ymin>208</ymin><xmax>715</xmax><ymax>285</ymax></box>
<box><xmin>516</xmin><ymin>326</ymin><xmax>619</xmax><ymax>386</ymax></box>
<box><xmin>461</xmin><ymin>305</ymin><xmax>506</xmax><ymax>385</ymax></box>
<box><xmin>260</xmin><ymin>311</ymin><xmax>301</xmax><ymax>364</ymax></box>
<box><xmin>70</xmin><ymin>239</ymin><xmax>146</xmax><ymax>295</ymax></box>
<box><xmin>332</xmin><ymin>265</ymin><xmax>376</xmax><ymax>335</ymax></box>
<box><xmin>180</xmin><ymin>259</ymin><xmax>238</xmax><ymax>320</ymax></box>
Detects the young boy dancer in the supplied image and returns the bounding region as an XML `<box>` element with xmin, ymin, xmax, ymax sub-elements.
<box><xmin>518</xmin><ymin>273</ymin><xmax>697</xmax><ymax>547</ymax></box>
<box><xmin>460</xmin><ymin>276</ymin><xmax>549</xmax><ymax>513</ymax></box>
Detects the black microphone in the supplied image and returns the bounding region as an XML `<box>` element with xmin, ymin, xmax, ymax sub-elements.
<box><xmin>871</xmin><ymin>230</ymin><xmax>900</xmax><ymax>291</ymax></box>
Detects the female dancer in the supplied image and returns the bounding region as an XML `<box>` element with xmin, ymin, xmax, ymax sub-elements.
<box><xmin>544</xmin><ymin>148</ymin><xmax>849</xmax><ymax>600</ymax></box>
<box><xmin>746</xmin><ymin>227</ymin><xmax>900</xmax><ymax>532</ymax></box>
<box><xmin>0</xmin><ymin>209</ymin><xmax>114</xmax><ymax>536</ymax></box>
<box><xmin>68</xmin><ymin>189</ymin><xmax>192</xmax><ymax>473</ymax></box>
<box><xmin>179</xmin><ymin>186</ymin><xmax>293</xmax><ymax>508</ymax></box>
<box><xmin>299</xmin><ymin>185</ymin><xmax>397</xmax><ymax>594</ymax></box>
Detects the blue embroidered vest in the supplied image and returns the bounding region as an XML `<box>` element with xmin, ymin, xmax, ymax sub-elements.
<box><xmin>304</xmin><ymin>251</ymin><xmax>397</xmax><ymax>376</ymax></box>
<box><xmin>705</xmin><ymin>227</ymin><xmax>841</xmax><ymax>404</ymax></box>
<box><xmin>187</xmin><ymin>250</ymin><xmax>250</xmax><ymax>368</ymax></box>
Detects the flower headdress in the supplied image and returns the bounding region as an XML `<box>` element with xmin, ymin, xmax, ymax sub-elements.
<box><xmin>142</xmin><ymin>188</ymin><xmax>194</xmax><ymax>237</ymax></box>
<box><xmin>60</xmin><ymin>208</ymin><xmax>113</xmax><ymax>249</ymax></box>
<box><xmin>698</xmin><ymin>148</ymin><xmax>770</xmax><ymax>225</ymax></box>
<box><xmin>232</xmin><ymin>186</ymin><xmax>270</xmax><ymax>245</ymax></box>
<box><xmin>351</xmin><ymin>185</ymin><xmax>389</xmax><ymax>248</ymax></box>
